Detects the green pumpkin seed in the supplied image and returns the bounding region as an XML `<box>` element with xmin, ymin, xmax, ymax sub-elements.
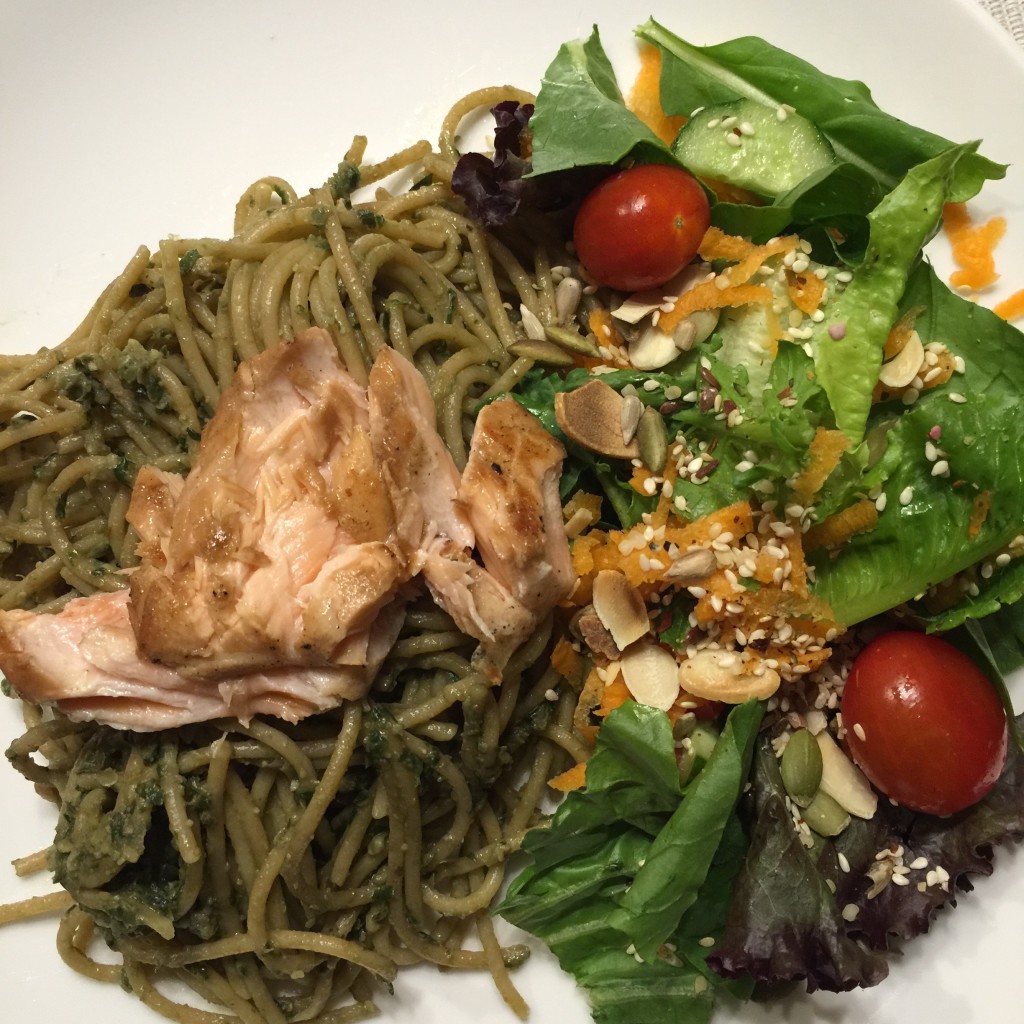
<box><xmin>637</xmin><ymin>406</ymin><xmax>668</xmax><ymax>471</ymax></box>
<box><xmin>544</xmin><ymin>324</ymin><xmax>601</xmax><ymax>357</ymax></box>
<box><xmin>802</xmin><ymin>788</ymin><xmax>851</xmax><ymax>838</ymax></box>
<box><xmin>508</xmin><ymin>338</ymin><xmax>575</xmax><ymax>367</ymax></box>
<box><xmin>781</xmin><ymin>728</ymin><xmax>823</xmax><ymax>808</ymax></box>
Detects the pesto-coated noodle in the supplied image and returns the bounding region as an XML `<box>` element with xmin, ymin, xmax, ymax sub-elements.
<box><xmin>0</xmin><ymin>88</ymin><xmax>589</xmax><ymax>1023</ymax></box>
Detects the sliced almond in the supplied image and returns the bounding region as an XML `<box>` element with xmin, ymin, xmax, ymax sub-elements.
<box><xmin>611</xmin><ymin>263</ymin><xmax>710</xmax><ymax>324</ymax></box>
<box><xmin>816</xmin><ymin>730</ymin><xmax>878</xmax><ymax>819</ymax></box>
<box><xmin>878</xmin><ymin>329</ymin><xmax>925</xmax><ymax>388</ymax></box>
<box><xmin>620</xmin><ymin>642</ymin><xmax>679</xmax><ymax>710</ymax></box>
<box><xmin>592</xmin><ymin>569</ymin><xmax>650</xmax><ymax>650</ymax></box>
<box><xmin>554</xmin><ymin>380</ymin><xmax>640</xmax><ymax>459</ymax></box>
<box><xmin>678</xmin><ymin>649</ymin><xmax>781</xmax><ymax>703</ymax></box>
<box><xmin>628</xmin><ymin>324</ymin><xmax>679</xmax><ymax>370</ymax></box>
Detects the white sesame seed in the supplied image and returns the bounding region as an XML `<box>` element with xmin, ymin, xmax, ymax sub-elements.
<box><xmin>954</xmin><ymin>355</ymin><xmax>966</xmax><ymax>374</ymax></box>
<box><xmin>853</xmin><ymin>722</ymin><xmax>866</xmax><ymax>742</ymax></box>
<box><xmin>996</xmin><ymin>552</ymin><xmax>1012</xmax><ymax>566</ymax></box>
<box><xmin>698</xmin><ymin>936</ymin><xmax>716</xmax><ymax>948</ymax></box>
<box><xmin>838</xmin><ymin>852</ymin><xmax>851</xmax><ymax>873</ymax></box>
<box><xmin>899</xmin><ymin>486</ymin><xmax>914</xmax><ymax>506</ymax></box>
<box><xmin>875</xmin><ymin>492</ymin><xmax>888</xmax><ymax>512</ymax></box>
<box><xmin>891</xmin><ymin>874</ymin><xmax>910</xmax><ymax>887</ymax></box>
<box><xmin>931</xmin><ymin>459</ymin><xmax>950</xmax><ymax>477</ymax></box>
<box><xmin>909</xmin><ymin>857</ymin><xmax>929</xmax><ymax>870</ymax></box>
<box><xmin>643</xmin><ymin>379</ymin><xmax>659</xmax><ymax>392</ymax></box>
<box><xmin>948</xmin><ymin>392</ymin><xmax>968</xmax><ymax>403</ymax></box>
<box><xmin>835</xmin><ymin>270</ymin><xmax>853</xmax><ymax>283</ymax></box>
<box><xmin>924</xmin><ymin>441</ymin><xmax>938</xmax><ymax>462</ymax></box>
<box><xmin>841</xmin><ymin>903</ymin><xmax>860</xmax><ymax>922</ymax></box>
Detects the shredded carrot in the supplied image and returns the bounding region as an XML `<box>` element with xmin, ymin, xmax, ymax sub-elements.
<box><xmin>968</xmin><ymin>490</ymin><xmax>992</xmax><ymax>539</ymax></box>
<box><xmin>995</xmin><ymin>288</ymin><xmax>1024</xmax><ymax>321</ymax></box>
<box><xmin>627</xmin><ymin>44</ymin><xmax>686</xmax><ymax>145</ymax></box>
<box><xmin>803</xmin><ymin>499</ymin><xmax>878</xmax><ymax>551</ymax></box>
<box><xmin>789</xmin><ymin>428</ymin><xmax>851</xmax><ymax>502</ymax></box>
<box><xmin>698</xmin><ymin>226</ymin><xmax>758</xmax><ymax>262</ymax></box>
<box><xmin>657</xmin><ymin>232</ymin><xmax>799</xmax><ymax>335</ymax></box>
<box><xmin>595</xmin><ymin>676</ymin><xmax>632</xmax><ymax>718</ymax></box>
<box><xmin>548</xmin><ymin>761</ymin><xmax>587</xmax><ymax>792</ymax></box>
<box><xmin>943</xmin><ymin>202</ymin><xmax>1006</xmax><ymax>291</ymax></box>
<box><xmin>786</xmin><ymin>268</ymin><xmax>826</xmax><ymax>316</ymax></box>
<box><xmin>550</xmin><ymin>637</ymin><xmax>585</xmax><ymax>687</ymax></box>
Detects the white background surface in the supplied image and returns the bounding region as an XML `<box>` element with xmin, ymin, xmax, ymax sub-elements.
<box><xmin>2</xmin><ymin>1</ymin><xmax>1024</xmax><ymax>1022</ymax></box>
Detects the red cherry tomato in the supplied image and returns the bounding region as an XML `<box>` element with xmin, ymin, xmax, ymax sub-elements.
<box><xmin>841</xmin><ymin>631</ymin><xmax>1007</xmax><ymax>816</ymax></box>
<box><xmin>572</xmin><ymin>164</ymin><xmax>711</xmax><ymax>292</ymax></box>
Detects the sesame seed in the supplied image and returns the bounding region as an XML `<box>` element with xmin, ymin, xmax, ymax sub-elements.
<box><xmin>909</xmin><ymin>856</ymin><xmax>929</xmax><ymax>870</ymax></box>
<box><xmin>875</xmin><ymin>492</ymin><xmax>888</xmax><ymax>512</ymax></box>
<box><xmin>891</xmin><ymin>874</ymin><xmax>910</xmax><ymax>887</ymax></box>
<box><xmin>835</xmin><ymin>270</ymin><xmax>853</xmax><ymax>283</ymax></box>
<box><xmin>924</xmin><ymin>441</ymin><xmax>938</xmax><ymax>461</ymax></box>
<box><xmin>642</xmin><ymin>378</ymin><xmax>659</xmax><ymax>392</ymax></box>
<box><xmin>948</xmin><ymin>392</ymin><xmax>967</xmax><ymax>403</ymax></box>
<box><xmin>954</xmin><ymin>355</ymin><xmax>966</xmax><ymax>374</ymax></box>
<box><xmin>996</xmin><ymin>552</ymin><xmax>1012</xmax><ymax>566</ymax></box>
<box><xmin>853</xmin><ymin>722</ymin><xmax>866</xmax><ymax>741</ymax></box>
<box><xmin>899</xmin><ymin>486</ymin><xmax>914</xmax><ymax>506</ymax></box>
<box><xmin>838</xmin><ymin>852</ymin><xmax>851</xmax><ymax>873</ymax></box>
<box><xmin>931</xmin><ymin>459</ymin><xmax>950</xmax><ymax>477</ymax></box>
<box><xmin>842</xmin><ymin>903</ymin><xmax>860</xmax><ymax>922</ymax></box>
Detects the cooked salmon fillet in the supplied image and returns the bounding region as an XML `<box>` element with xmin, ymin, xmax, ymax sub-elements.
<box><xmin>0</xmin><ymin>590</ymin><xmax>397</xmax><ymax>728</ymax></box>
<box><xmin>0</xmin><ymin>331</ymin><xmax>574</xmax><ymax>728</ymax></box>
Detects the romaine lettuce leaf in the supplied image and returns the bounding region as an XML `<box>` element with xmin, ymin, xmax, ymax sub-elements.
<box><xmin>811</xmin><ymin>261</ymin><xmax>1024</xmax><ymax>625</ymax></box>
<box><xmin>809</xmin><ymin>144</ymin><xmax>971</xmax><ymax>443</ymax></box>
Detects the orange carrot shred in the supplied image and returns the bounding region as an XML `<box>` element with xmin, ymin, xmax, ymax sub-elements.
<box><xmin>548</xmin><ymin>761</ymin><xmax>587</xmax><ymax>792</ymax></box>
<box><xmin>994</xmin><ymin>288</ymin><xmax>1024</xmax><ymax>321</ymax></box>
<box><xmin>627</xmin><ymin>44</ymin><xmax>686</xmax><ymax>145</ymax></box>
<box><xmin>943</xmin><ymin>202</ymin><xmax>1006</xmax><ymax>291</ymax></box>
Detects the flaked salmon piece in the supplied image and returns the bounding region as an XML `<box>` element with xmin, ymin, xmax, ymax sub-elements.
<box><xmin>367</xmin><ymin>347</ymin><xmax>473</xmax><ymax>559</ymax></box>
<box><xmin>128</xmin><ymin>328</ymin><xmax>406</xmax><ymax>675</ymax></box>
<box><xmin>458</xmin><ymin>398</ymin><xmax>574</xmax><ymax>612</ymax></box>
<box><xmin>415</xmin><ymin>399</ymin><xmax>574</xmax><ymax>680</ymax></box>
<box><xmin>0</xmin><ymin>590</ymin><xmax>400</xmax><ymax>729</ymax></box>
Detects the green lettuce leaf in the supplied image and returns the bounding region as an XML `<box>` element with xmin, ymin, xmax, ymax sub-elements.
<box><xmin>529</xmin><ymin>27</ymin><xmax>671</xmax><ymax>176</ymax></box>
<box><xmin>809</xmin><ymin>144</ymin><xmax>971</xmax><ymax>443</ymax></box>
<box><xmin>500</xmin><ymin>702</ymin><xmax>761</xmax><ymax>1024</ymax></box>
<box><xmin>811</xmin><ymin>261</ymin><xmax>1024</xmax><ymax>625</ymax></box>
<box><xmin>638</xmin><ymin>20</ymin><xmax>1005</xmax><ymax>203</ymax></box>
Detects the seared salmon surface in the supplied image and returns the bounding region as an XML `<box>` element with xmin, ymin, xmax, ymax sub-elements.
<box><xmin>0</xmin><ymin>330</ymin><xmax>573</xmax><ymax>728</ymax></box>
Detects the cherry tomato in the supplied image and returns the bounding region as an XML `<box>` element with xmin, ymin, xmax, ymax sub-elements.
<box><xmin>572</xmin><ymin>164</ymin><xmax>711</xmax><ymax>292</ymax></box>
<box><xmin>841</xmin><ymin>631</ymin><xmax>1007</xmax><ymax>816</ymax></box>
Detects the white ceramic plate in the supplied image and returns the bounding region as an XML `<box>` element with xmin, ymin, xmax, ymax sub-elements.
<box><xmin>2</xmin><ymin>1</ymin><xmax>1024</xmax><ymax>1021</ymax></box>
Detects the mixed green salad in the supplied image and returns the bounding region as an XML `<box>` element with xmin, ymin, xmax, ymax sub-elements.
<box><xmin>453</xmin><ymin>19</ymin><xmax>1024</xmax><ymax>1024</ymax></box>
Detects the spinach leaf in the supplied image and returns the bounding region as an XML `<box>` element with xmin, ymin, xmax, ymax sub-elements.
<box><xmin>609</xmin><ymin>699</ymin><xmax>764</xmax><ymax>960</ymax></box>
<box><xmin>530</xmin><ymin>26</ymin><xmax>673</xmax><ymax>176</ymax></box>
<box><xmin>501</xmin><ymin>701</ymin><xmax>760</xmax><ymax>1024</ymax></box>
<box><xmin>638</xmin><ymin>20</ymin><xmax>1005</xmax><ymax>203</ymax></box>
<box><xmin>811</xmin><ymin>261</ymin><xmax>1024</xmax><ymax>625</ymax></box>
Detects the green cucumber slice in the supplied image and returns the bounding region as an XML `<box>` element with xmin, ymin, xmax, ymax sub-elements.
<box><xmin>673</xmin><ymin>98</ymin><xmax>834</xmax><ymax>197</ymax></box>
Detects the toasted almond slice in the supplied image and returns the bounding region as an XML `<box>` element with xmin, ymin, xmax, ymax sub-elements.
<box><xmin>878</xmin><ymin>329</ymin><xmax>925</xmax><ymax>388</ymax></box>
<box><xmin>611</xmin><ymin>263</ymin><xmax>710</xmax><ymax>324</ymax></box>
<box><xmin>554</xmin><ymin>380</ymin><xmax>641</xmax><ymax>459</ymax></box>
<box><xmin>620</xmin><ymin>642</ymin><xmax>679</xmax><ymax>710</ymax></box>
<box><xmin>816</xmin><ymin>730</ymin><xmax>878</xmax><ymax>819</ymax></box>
<box><xmin>592</xmin><ymin>570</ymin><xmax>650</xmax><ymax>650</ymax></box>
<box><xmin>677</xmin><ymin>648</ymin><xmax>781</xmax><ymax>703</ymax></box>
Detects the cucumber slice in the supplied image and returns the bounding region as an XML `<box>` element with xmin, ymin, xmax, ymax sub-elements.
<box><xmin>673</xmin><ymin>98</ymin><xmax>834</xmax><ymax>197</ymax></box>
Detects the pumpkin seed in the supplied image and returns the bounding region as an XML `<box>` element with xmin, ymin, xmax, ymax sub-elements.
<box><xmin>801</xmin><ymin>788</ymin><xmax>851</xmax><ymax>838</ymax></box>
<box><xmin>637</xmin><ymin>406</ymin><xmax>668</xmax><ymax>471</ymax></box>
<box><xmin>544</xmin><ymin>324</ymin><xmax>601</xmax><ymax>357</ymax></box>
<box><xmin>780</xmin><ymin>728</ymin><xmax>823</xmax><ymax>808</ymax></box>
<box><xmin>508</xmin><ymin>338</ymin><xmax>575</xmax><ymax>367</ymax></box>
